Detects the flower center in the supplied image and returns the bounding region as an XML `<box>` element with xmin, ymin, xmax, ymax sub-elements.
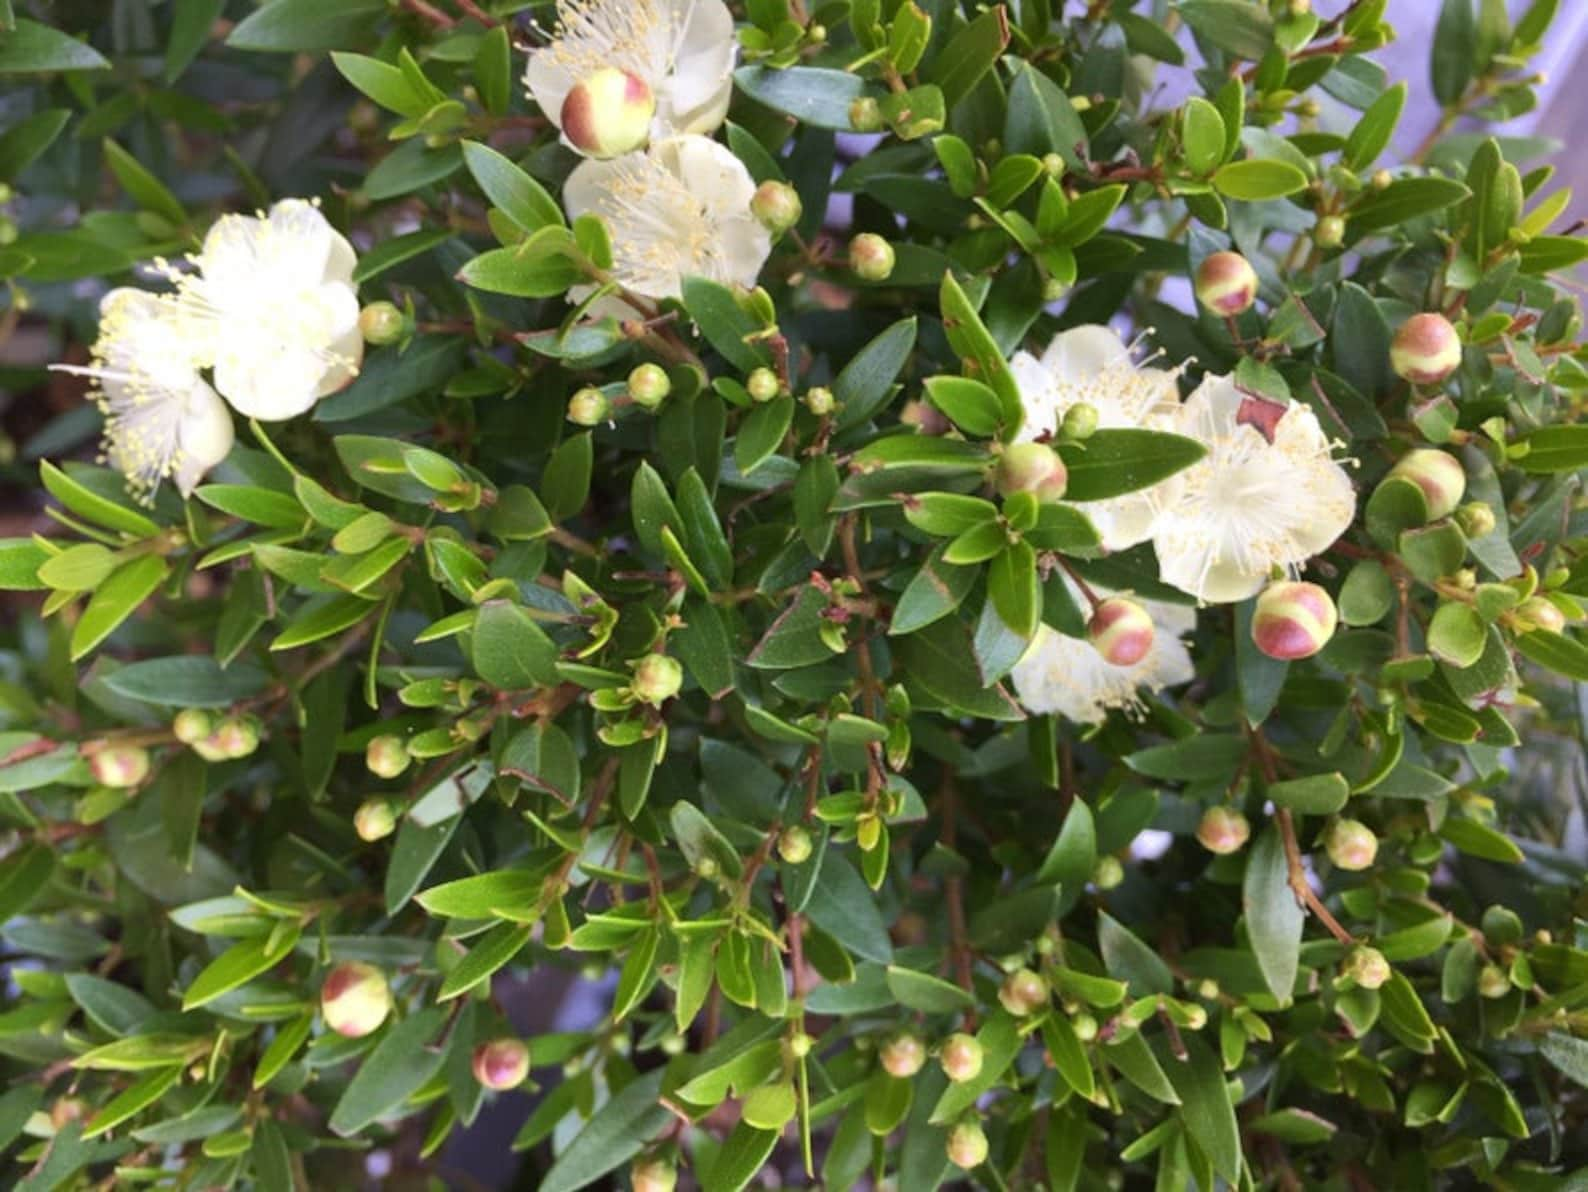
<box><xmin>542</xmin><ymin>0</ymin><xmax>669</xmax><ymax>80</ymax></box>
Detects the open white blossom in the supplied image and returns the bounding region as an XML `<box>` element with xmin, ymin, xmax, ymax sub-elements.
<box><xmin>54</xmin><ymin>289</ymin><xmax>235</xmax><ymax>499</ymax></box>
<box><xmin>525</xmin><ymin>0</ymin><xmax>736</xmax><ymax>147</ymax></box>
<box><xmin>562</xmin><ymin>134</ymin><xmax>771</xmax><ymax>313</ymax></box>
<box><xmin>1151</xmin><ymin>374</ymin><xmax>1354</xmax><ymax>603</ymax></box>
<box><xmin>162</xmin><ymin>198</ymin><xmax>362</xmax><ymax>421</ymax></box>
<box><xmin>1010</xmin><ymin>325</ymin><xmax>1183</xmax><ymax>552</ymax></box>
<box><xmin>1011</xmin><ymin>587</ymin><xmax>1196</xmax><ymax>724</ymax></box>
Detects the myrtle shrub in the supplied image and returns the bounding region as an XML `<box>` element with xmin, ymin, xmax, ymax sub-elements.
<box><xmin>0</xmin><ymin>0</ymin><xmax>1586</xmax><ymax>1189</ymax></box>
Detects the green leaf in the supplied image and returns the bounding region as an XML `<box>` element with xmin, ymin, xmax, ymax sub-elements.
<box><xmin>539</xmin><ymin>1070</ymin><xmax>670</xmax><ymax>1192</ymax></box>
<box><xmin>1097</xmin><ymin>912</ymin><xmax>1174</xmax><ymax>995</ymax></box>
<box><xmin>1243</xmin><ymin>826</ymin><xmax>1303</xmax><ymax>1004</ymax></box>
<box><xmin>182</xmin><ymin>926</ymin><xmax>301</xmax><ymax>1010</ymax></box>
<box><xmin>0</xmin><ymin>110</ymin><xmax>71</xmax><ymax>182</ymax></box>
<box><xmin>1516</xmin><ymin>425</ymin><xmax>1588</xmax><ymax>473</ymax></box>
<box><xmin>1349</xmin><ymin>176</ymin><xmax>1470</xmax><ymax>232</ymax></box>
<box><xmin>886</xmin><ymin>965</ymin><xmax>975</xmax><ymax>1013</ymax></box>
<box><xmin>1428</xmin><ymin>602</ymin><xmax>1485</xmax><ymax>668</ymax></box>
<box><xmin>471</xmin><ymin>600</ymin><xmax>559</xmax><ymax>689</ymax></box>
<box><xmin>681</xmin><ymin>276</ymin><xmax>772</xmax><ymax>373</ymax></box>
<box><xmin>458</xmin><ymin>233</ymin><xmax>581</xmax><ymax>298</ymax></box>
<box><xmin>101</xmin><ymin>657</ymin><xmax>269</xmax><ymax>709</ymax></box>
<box><xmin>707</xmin><ymin>1121</ymin><xmax>780</xmax><ymax>1191</ymax></box>
<box><xmin>1432</xmin><ymin>0</ymin><xmax>1477</xmax><ymax>106</ymax></box>
<box><xmin>416</xmin><ymin>868</ymin><xmax>543</xmax><ymax>919</ymax></box>
<box><xmin>988</xmin><ymin>541</ymin><xmax>1040</xmax><ymax>640</ymax></box>
<box><xmin>41</xmin><ymin>461</ymin><xmax>161</xmax><ymax>538</ymax></box>
<box><xmin>1057</xmin><ymin>429</ymin><xmax>1205</xmax><ymax>501</ymax></box>
<box><xmin>1213</xmin><ymin>158</ymin><xmax>1309</xmax><ymax>200</ymax></box>
<box><xmin>803</xmin><ymin>851</ymin><xmax>893</xmax><ymax>964</ymax></box>
<box><xmin>439</xmin><ymin>922</ymin><xmax>533</xmax><ymax>1000</ymax></box>
<box><xmin>71</xmin><ymin>555</ymin><xmax>169</xmax><ymax>661</ymax></box>
<box><xmin>0</xmin><ymin>19</ymin><xmax>110</xmax><ymax>72</ymax></box>
<box><xmin>195</xmin><ymin>484</ymin><xmax>304</xmax><ymax>530</ymax></box>
<box><xmin>1156</xmin><ymin>1033</ymin><xmax>1242</xmax><ymax>1183</ymax></box>
<box><xmin>332</xmin><ymin>51</ymin><xmax>431</xmax><ymax>117</ymax></box>
<box><xmin>731</xmin><ymin>66</ymin><xmax>863</xmax><ymax>129</ymax></box>
<box><xmin>462</xmin><ymin>141</ymin><xmax>564</xmax><ymax>234</ymax></box>
<box><xmin>835</xmin><ymin>318</ymin><xmax>917</xmax><ymax>430</ymax></box>
<box><xmin>1439</xmin><ymin>816</ymin><xmax>1523</xmax><ymax>863</ymax></box>
<box><xmin>1126</xmin><ymin>735</ymin><xmax>1246</xmax><ymax>782</ymax></box>
<box><xmin>226</xmin><ymin>0</ymin><xmax>386</xmax><ymax>52</ymax></box>
<box><xmin>1267</xmin><ymin>773</ymin><xmax>1349</xmax><ymax>815</ymax></box>
<box><xmin>1344</xmin><ymin>82</ymin><xmax>1407</xmax><ymax>172</ymax></box>
<box><xmin>929</xmin><ymin>5</ymin><xmax>1010</xmax><ymax>108</ymax></box>
<box><xmin>893</xmin><ymin>618</ymin><xmax>1025</xmax><ymax>721</ymax></box>
<box><xmin>1177</xmin><ymin>0</ymin><xmax>1275</xmax><ymax>59</ymax></box>
<box><xmin>1004</xmin><ymin>61</ymin><xmax>1087</xmax><ymax>171</ymax></box>
<box><xmin>890</xmin><ymin>547</ymin><xmax>977</xmax><ymax>636</ymax></box>
<box><xmin>1182</xmin><ymin>98</ymin><xmax>1226</xmax><ymax>176</ymax></box>
<box><xmin>82</xmin><ymin>1067</ymin><xmax>181</xmax><ymax>1140</ymax></box>
<box><xmin>350</xmin><ymin>228</ymin><xmax>452</xmax><ymax>284</ymax></box>
<box><xmin>328</xmin><ymin>1007</ymin><xmax>448</xmax><ymax>1136</ymax></box>
<box><xmin>1515</xmin><ymin>628</ymin><xmax>1588</xmax><ymax>680</ymax></box>
<box><xmin>1042</xmin><ymin>1014</ymin><xmax>1096</xmax><ymax>1099</ymax></box>
<box><xmin>102</xmin><ymin>138</ymin><xmax>186</xmax><ymax>226</ymax></box>
<box><xmin>1036</xmin><ymin>798</ymin><xmax>1096</xmax><ymax>914</ymax></box>
<box><xmin>0</xmin><ymin>843</ymin><xmax>53</xmax><ymax>925</ymax></box>
<box><xmin>1539</xmin><ymin>1032</ymin><xmax>1588</xmax><ymax>1090</ymax></box>
<box><xmin>270</xmin><ymin>594</ymin><xmax>373</xmax><ymax>652</ymax></box>
<box><xmin>165</xmin><ymin>0</ymin><xmax>226</xmax><ymax>81</ymax></box>
<box><xmin>735</xmin><ymin>396</ymin><xmax>795</xmax><ymax>475</ymax></box>
<box><xmin>385</xmin><ymin>813</ymin><xmax>462</xmax><ymax>914</ymax></box>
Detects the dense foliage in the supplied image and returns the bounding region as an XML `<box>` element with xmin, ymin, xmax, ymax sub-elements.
<box><xmin>0</xmin><ymin>0</ymin><xmax>1586</xmax><ymax>1188</ymax></box>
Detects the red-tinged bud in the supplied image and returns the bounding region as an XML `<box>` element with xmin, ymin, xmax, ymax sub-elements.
<box><xmin>88</xmin><ymin>744</ymin><xmax>150</xmax><ymax>789</ymax></box>
<box><xmin>1324</xmin><ymin>818</ymin><xmax>1378</xmax><ymax>871</ymax></box>
<box><xmin>1088</xmin><ymin>597</ymin><xmax>1155</xmax><ymax>667</ymax></box>
<box><xmin>320</xmin><ymin>962</ymin><xmax>392</xmax><ymax>1038</ymax></box>
<box><xmin>560</xmin><ymin>68</ymin><xmax>655</xmax><ymax>159</ymax></box>
<box><xmin>749</xmin><ymin>180</ymin><xmax>803</xmax><ymax>235</ymax></box>
<box><xmin>880</xmin><ymin>1031</ymin><xmax>926</xmax><ymax>1078</ymax></box>
<box><xmin>995</xmin><ymin>441</ymin><xmax>1068</xmax><ymax>502</ymax></box>
<box><xmin>1342</xmin><ymin>946</ymin><xmax>1390</xmax><ymax>990</ymax></box>
<box><xmin>1388</xmin><ymin>448</ymin><xmax>1466</xmax><ymax>520</ymax></box>
<box><xmin>567</xmin><ymin>386</ymin><xmax>610</xmax><ymax>427</ymax></box>
<box><xmin>50</xmin><ymin>1098</ymin><xmax>87</xmax><ymax>1131</ymax></box>
<box><xmin>946</xmin><ymin>1119</ymin><xmax>990</xmax><ymax>1169</ymax></box>
<box><xmin>1194</xmin><ymin>251</ymin><xmax>1258</xmax><ymax>316</ymax></box>
<box><xmin>365</xmin><ymin>734</ymin><xmax>410</xmax><ymax>779</ymax></box>
<box><xmin>1252</xmin><ymin>580</ymin><xmax>1338</xmax><ymax>661</ymax></box>
<box><xmin>172</xmin><ymin>708</ymin><xmax>213</xmax><ymax>745</ymax></box>
<box><xmin>1196</xmin><ymin>806</ymin><xmax>1251</xmax><ymax>855</ymax></box>
<box><xmin>626</xmin><ymin>363</ymin><xmax>671</xmax><ymax>410</ymax></box>
<box><xmin>1391</xmin><ymin>313</ymin><xmax>1462</xmax><ymax>385</ymax></box>
<box><xmin>777</xmin><ymin>824</ymin><xmax>813</xmax><ymax>865</ymax></box>
<box><xmin>939</xmin><ymin>1032</ymin><xmax>984</xmax><ymax>1082</ymax></box>
<box><xmin>354</xmin><ymin>798</ymin><xmax>398</xmax><ymax>843</ymax></box>
<box><xmin>631</xmin><ymin>653</ymin><xmax>683</xmax><ymax>706</ymax></box>
<box><xmin>212</xmin><ymin>715</ymin><xmax>260</xmax><ymax>759</ymax></box>
<box><xmin>358</xmin><ymin>301</ymin><xmax>406</xmax><ymax>346</ymax></box>
<box><xmin>1514</xmin><ymin>596</ymin><xmax>1567</xmax><ymax>634</ymax></box>
<box><xmin>472</xmin><ymin>1037</ymin><xmax>531</xmax><ymax>1090</ymax></box>
<box><xmin>998</xmin><ymin>968</ymin><xmax>1050</xmax><ymax>1017</ymax></box>
<box><xmin>631</xmin><ymin>1157</ymin><xmax>677</xmax><ymax>1192</ymax></box>
<box><xmin>849</xmin><ymin>233</ymin><xmax>895</xmax><ymax>281</ymax></box>
<box><xmin>900</xmin><ymin>399</ymin><xmax>949</xmax><ymax>435</ymax></box>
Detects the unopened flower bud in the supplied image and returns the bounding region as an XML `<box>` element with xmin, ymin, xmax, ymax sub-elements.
<box><xmin>1453</xmin><ymin>502</ymin><xmax>1496</xmax><ymax>539</ymax></box>
<box><xmin>849</xmin><ymin>96</ymin><xmax>883</xmax><ymax>132</ymax></box>
<box><xmin>630</xmin><ymin>1156</ymin><xmax>678</xmax><ymax>1192</ymax></box>
<box><xmin>1477</xmin><ymin>963</ymin><xmax>1512</xmax><ymax>999</ymax></box>
<box><xmin>749</xmin><ymin>180</ymin><xmax>803</xmax><ymax>234</ymax></box>
<box><xmin>1252</xmin><ymin>580</ymin><xmax>1338</xmax><ymax>661</ymax></box>
<box><xmin>1196</xmin><ymin>806</ymin><xmax>1251</xmax><ymax>855</ymax></box>
<box><xmin>560</xmin><ymin>68</ymin><xmax>655</xmax><ymax>159</ymax></box>
<box><xmin>1324</xmin><ymin>818</ymin><xmax>1378</xmax><ymax>871</ymax></box>
<box><xmin>998</xmin><ymin>968</ymin><xmax>1050</xmax><ymax>1017</ymax></box>
<box><xmin>946</xmin><ymin>1119</ymin><xmax>989</xmax><ymax>1169</ymax></box>
<box><xmin>354</xmin><ymin>798</ymin><xmax>398</xmax><ymax>843</ymax></box>
<box><xmin>786</xmin><ymin>1031</ymin><xmax>814</xmax><ymax>1058</ymax></box>
<box><xmin>631</xmin><ymin>653</ymin><xmax>683</xmax><ymax>705</ymax></box>
<box><xmin>1388</xmin><ymin>448</ymin><xmax>1466</xmax><ymax>520</ymax></box>
<box><xmin>358</xmin><ymin>301</ymin><xmax>406</xmax><ymax>346</ymax></box>
<box><xmin>1061</xmin><ymin>402</ymin><xmax>1099</xmax><ymax>441</ymax></box>
<box><xmin>1391</xmin><ymin>313</ymin><xmax>1462</xmax><ymax>385</ymax></box>
<box><xmin>849</xmin><ymin>233</ymin><xmax>895</xmax><ymax>281</ymax></box>
<box><xmin>1342</xmin><ymin>946</ymin><xmax>1390</xmax><ymax>990</ymax></box>
<box><xmin>472</xmin><ymin>1037</ymin><xmax>531</xmax><ymax>1090</ymax></box>
<box><xmin>777</xmin><ymin>824</ymin><xmax>813</xmax><ymax>865</ymax></box>
<box><xmin>172</xmin><ymin>708</ymin><xmax>213</xmax><ymax>745</ymax></box>
<box><xmin>996</xmin><ymin>442</ymin><xmax>1068</xmax><ymax>502</ymax></box>
<box><xmin>900</xmin><ymin>399</ymin><xmax>949</xmax><ymax>435</ymax></box>
<box><xmin>1371</xmin><ymin>168</ymin><xmax>1393</xmax><ymax>190</ymax></box>
<box><xmin>804</xmin><ymin>386</ymin><xmax>835</xmax><ymax>417</ymax></box>
<box><xmin>1042</xmin><ymin>152</ymin><xmax>1065</xmax><ymax>176</ymax></box>
<box><xmin>1514</xmin><ymin>595</ymin><xmax>1566</xmax><ymax>634</ymax></box>
<box><xmin>939</xmin><ymin>1032</ymin><xmax>984</xmax><ymax>1082</ymax></box>
<box><xmin>1073</xmin><ymin>1011</ymin><xmax>1098</xmax><ymax>1041</ymax></box>
<box><xmin>1088</xmin><ymin>597</ymin><xmax>1155</xmax><ymax>667</ymax></box>
<box><xmin>1194</xmin><ymin>251</ymin><xmax>1259</xmax><ymax>316</ymax></box>
<box><xmin>320</xmin><ymin>961</ymin><xmax>392</xmax><ymax>1038</ymax></box>
<box><xmin>50</xmin><ymin>1097</ymin><xmax>87</xmax><ymax>1131</ymax></box>
<box><xmin>1314</xmin><ymin>215</ymin><xmax>1345</xmax><ymax>248</ymax></box>
<box><xmin>627</xmin><ymin>363</ymin><xmax>671</xmax><ymax>410</ymax></box>
<box><xmin>880</xmin><ymin>1031</ymin><xmax>926</xmax><ymax>1077</ymax></box>
<box><xmin>204</xmin><ymin>715</ymin><xmax>259</xmax><ymax>760</ymax></box>
<box><xmin>1092</xmin><ymin>855</ymin><xmax>1124</xmax><ymax>889</ymax></box>
<box><xmin>807</xmin><ymin>23</ymin><xmax>827</xmax><ymax>42</ymax></box>
<box><xmin>856</xmin><ymin>811</ymin><xmax>882</xmax><ymax>852</ymax></box>
<box><xmin>746</xmin><ymin>367</ymin><xmax>780</xmax><ymax>403</ymax></box>
<box><xmin>365</xmin><ymin>734</ymin><xmax>410</xmax><ymax>779</ymax></box>
<box><xmin>88</xmin><ymin>744</ymin><xmax>150</xmax><ymax>789</ymax></box>
<box><xmin>567</xmin><ymin>386</ymin><xmax>610</xmax><ymax>426</ymax></box>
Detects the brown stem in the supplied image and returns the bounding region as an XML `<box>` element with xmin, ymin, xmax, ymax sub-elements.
<box><xmin>452</xmin><ymin>0</ymin><xmax>497</xmax><ymax>24</ymax></box>
<box><xmin>1275</xmin><ymin>808</ymin><xmax>1357</xmax><ymax>947</ymax></box>
<box><xmin>401</xmin><ymin>0</ymin><xmax>456</xmax><ymax>27</ymax></box>
<box><xmin>941</xmin><ymin>776</ymin><xmax>977</xmax><ymax>1024</ymax></box>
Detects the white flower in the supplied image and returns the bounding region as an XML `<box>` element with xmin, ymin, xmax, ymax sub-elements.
<box><xmin>1011</xmin><ymin>587</ymin><xmax>1195</xmax><ymax>725</ymax></box>
<box><xmin>164</xmin><ymin>198</ymin><xmax>362</xmax><ymax>421</ymax></box>
<box><xmin>1151</xmin><ymin>374</ymin><xmax>1355</xmax><ymax>603</ymax></box>
<box><xmin>563</xmin><ymin>134</ymin><xmax>771</xmax><ymax>312</ymax></box>
<box><xmin>1010</xmin><ymin>325</ymin><xmax>1183</xmax><ymax>552</ymax></box>
<box><xmin>54</xmin><ymin>289</ymin><xmax>235</xmax><ymax>499</ymax></box>
<box><xmin>525</xmin><ymin>0</ymin><xmax>736</xmax><ymax>148</ymax></box>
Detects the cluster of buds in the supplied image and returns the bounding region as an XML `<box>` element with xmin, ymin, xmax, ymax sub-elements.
<box><xmin>1194</xmin><ymin>251</ymin><xmax>1259</xmax><ymax>317</ymax></box>
<box><xmin>1251</xmin><ymin>580</ymin><xmax>1338</xmax><ymax>661</ymax></box>
<box><xmin>1087</xmin><ymin>597</ymin><xmax>1155</xmax><ymax>667</ymax></box>
<box><xmin>995</xmin><ymin>442</ymin><xmax>1068</xmax><ymax>503</ymax></box>
<box><xmin>320</xmin><ymin>961</ymin><xmax>392</xmax><ymax>1038</ymax></box>
<box><xmin>1390</xmin><ymin>312</ymin><xmax>1462</xmax><ymax>385</ymax></box>
<box><xmin>561</xmin><ymin>68</ymin><xmax>655</xmax><ymax>159</ymax></box>
<box><xmin>175</xmin><ymin>711</ymin><xmax>261</xmax><ymax>763</ymax></box>
<box><xmin>1196</xmin><ymin>805</ymin><xmax>1251</xmax><ymax>855</ymax></box>
<box><xmin>472</xmin><ymin>1037</ymin><xmax>531</xmax><ymax>1090</ymax></box>
<box><xmin>1388</xmin><ymin>448</ymin><xmax>1466</xmax><ymax>521</ymax></box>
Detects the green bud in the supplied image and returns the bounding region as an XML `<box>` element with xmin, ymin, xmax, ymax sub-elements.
<box><xmin>366</xmin><ymin>734</ymin><xmax>411</xmax><ymax>779</ymax></box>
<box><xmin>354</xmin><ymin>798</ymin><xmax>399</xmax><ymax>842</ymax></box>
<box><xmin>939</xmin><ymin>1032</ymin><xmax>984</xmax><ymax>1082</ymax></box>
<box><xmin>849</xmin><ymin>96</ymin><xmax>883</xmax><ymax>132</ymax></box>
<box><xmin>172</xmin><ymin>708</ymin><xmax>213</xmax><ymax>745</ymax></box>
<box><xmin>1454</xmin><ymin>502</ymin><xmax>1496</xmax><ymax>538</ymax></box>
<box><xmin>995</xmin><ymin>441</ymin><xmax>1068</xmax><ymax>502</ymax></box>
<box><xmin>1390</xmin><ymin>313</ymin><xmax>1462</xmax><ymax>385</ymax></box>
<box><xmin>749</xmin><ymin>180</ymin><xmax>803</xmax><ymax>235</ymax></box>
<box><xmin>627</xmin><ymin>363</ymin><xmax>671</xmax><ymax>410</ymax></box>
<box><xmin>560</xmin><ymin>68</ymin><xmax>655</xmax><ymax>159</ymax></box>
<box><xmin>803</xmin><ymin>386</ymin><xmax>835</xmax><ymax>417</ymax></box>
<box><xmin>997</xmin><ymin>967</ymin><xmax>1050</xmax><ymax>1016</ymax></box>
<box><xmin>777</xmin><ymin>824</ymin><xmax>813</xmax><ymax>865</ymax></box>
<box><xmin>358</xmin><ymin>301</ymin><xmax>407</xmax><ymax>346</ymax></box>
<box><xmin>1061</xmin><ymin>401</ymin><xmax>1100</xmax><ymax>441</ymax></box>
<box><xmin>472</xmin><ymin>1037</ymin><xmax>531</xmax><ymax>1089</ymax></box>
<box><xmin>1388</xmin><ymin>448</ymin><xmax>1466</xmax><ymax>520</ymax></box>
<box><xmin>849</xmin><ymin>233</ymin><xmax>895</xmax><ymax>281</ymax></box>
<box><xmin>1196</xmin><ymin>806</ymin><xmax>1251</xmax><ymax>855</ymax></box>
<box><xmin>1324</xmin><ymin>818</ymin><xmax>1378</xmax><ymax>871</ymax></box>
<box><xmin>880</xmin><ymin>1031</ymin><xmax>926</xmax><ymax>1077</ymax></box>
<box><xmin>1342</xmin><ymin>946</ymin><xmax>1390</xmax><ymax>990</ymax></box>
<box><xmin>567</xmin><ymin>386</ymin><xmax>610</xmax><ymax>426</ymax></box>
<box><xmin>946</xmin><ymin>1119</ymin><xmax>989</xmax><ymax>1169</ymax></box>
<box><xmin>631</xmin><ymin>653</ymin><xmax>683</xmax><ymax>705</ymax></box>
<box><xmin>746</xmin><ymin>368</ymin><xmax>781</xmax><ymax>403</ymax></box>
<box><xmin>1194</xmin><ymin>251</ymin><xmax>1258</xmax><ymax>316</ymax></box>
<box><xmin>1091</xmin><ymin>855</ymin><xmax>1125</xmax><ymax>889</ymax></box>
